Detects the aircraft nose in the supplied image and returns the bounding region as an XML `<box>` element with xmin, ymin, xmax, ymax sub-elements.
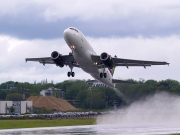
<box><xmin>64</xmin><ymin>28</ymin><xmax>74</xmax><ymax>46</ymax></box>
<box><xmin>64</xmin><ymin>28</ymin><xmax>71</xmax><ymax>42</ymax></box>
<box><xmin>63</xmin><ymin>28</ymin><xmax>70</xmax><ymax>39</ymax></box>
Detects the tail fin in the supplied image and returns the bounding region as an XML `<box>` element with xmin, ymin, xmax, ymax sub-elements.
<box><xmin>112</xmin><ymin>66</ymin><xmax>116</xmax><ymax>76</ymax></box>
<box><xmin>109</xmin><ymin>66</ymin><xmax>116</xmax><ymax>76</ymax></box>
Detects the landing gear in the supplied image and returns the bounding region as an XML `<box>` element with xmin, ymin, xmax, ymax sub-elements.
<box><xmin>71</xmin><ymin>72</ymin><xmax>75</xmax><ymax>77</ymax></box>
<box><xmin>69</xmin><ymin>52</ymin><xmax>73</xmax><ymax>56</ymax></box>
<box><xmin>100</xmin><ymin>73</ymin><xmax>107</xmax><ymax>78</ymax></box>
<box><xmin>67</xmin><ymin>62</ymin><xmax>75</xmax><ymax>77</ymax></box>
<box><xmin>104</xmin><ymin>73</ymin><xmax>107</xmax><ymax>78</ymax></box>
<box><xmin>100</xmin><ymin>73</ymin><xmax>103</xmax><ymax>78</ymax></box>
<box><xmin>67</xmin><ymin>71</ymin><xmax>75</xmax><ymax>77</ymax></box>
<box><xmin>100</xmin><ymin>67</ymin><xmax>107</xmax><ymax>78</ymax></box>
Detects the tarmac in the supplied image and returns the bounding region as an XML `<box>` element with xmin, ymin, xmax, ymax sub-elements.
<box><xmin>0</xmin><ymin>125</ymin><xmax>180</xmax><ymax>135</ymax></box>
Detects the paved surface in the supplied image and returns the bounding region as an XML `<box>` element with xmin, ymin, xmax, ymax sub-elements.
<box><xmin>0</xmin><ymin>125</ymin><xmax>180</xmax><ymax>135</ymax></box>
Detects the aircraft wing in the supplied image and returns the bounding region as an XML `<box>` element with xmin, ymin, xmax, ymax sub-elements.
<box><xmin>26</xmin><ymin>57</ymin><xmax>54</xmax><ymax>65</ymax></box>
<box><xmin>91</xmin><ymin>55</ymin><xmax>169</xmax><ymax>68</ymax></box>
<box><xmin>26</xmin><ymin>55</ymin><xmax>80</xmax><ymax>67</ymax></box>
<box><xmin>112</xmin><ymin>58</ymin><xmax>169</xmax><ymax>68</ymax></box>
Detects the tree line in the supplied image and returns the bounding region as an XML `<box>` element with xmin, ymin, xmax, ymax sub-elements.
<box><xmin>0</xmin><ymin>79</ymin><xmax>179</xmax><ymax>110</ymax></box>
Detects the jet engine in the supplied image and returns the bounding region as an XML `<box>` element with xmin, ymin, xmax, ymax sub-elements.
<box><xmin>51</xmin><ymin>51</ymin><xmax>64</xmax><ymax>67</ymax></box>
<box><xmin>100</xmin><ymin>52</ymin><xmax>114</xmax><ymax>69</ymax></box>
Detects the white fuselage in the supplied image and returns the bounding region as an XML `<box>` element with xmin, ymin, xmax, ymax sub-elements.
<box><xmin>64</xmin><ymin>27</ymin><xmax>114</xmax><ymax>88</ymax></box>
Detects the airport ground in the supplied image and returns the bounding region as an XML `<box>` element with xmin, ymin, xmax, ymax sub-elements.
<box><xmin>0</xmin><ymin>111</ymin><xmax>99</xmax><ymax>129</ymax></box>
<box><xmin>0</xmin><ymin>118</ymin><xmax>96</xmax><ymax>129</ymax></box>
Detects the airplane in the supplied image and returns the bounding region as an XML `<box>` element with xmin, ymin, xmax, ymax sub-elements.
<box><xmin>26</xmin><ymin>27</ymin><xmax>169</xmax><ymax>89</ymax></box>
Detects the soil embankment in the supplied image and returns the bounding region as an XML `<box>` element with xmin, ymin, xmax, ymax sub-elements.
<box><xmin>27</xmin><ymin>96</ymin><xmax>76</xmax><ymax>111</ymax></box>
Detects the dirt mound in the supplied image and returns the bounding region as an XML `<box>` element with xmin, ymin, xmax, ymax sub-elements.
<box><xmin>27</xmin><ymin>96</ymin><xmax>77</xmax><ymax>111</ymax></box>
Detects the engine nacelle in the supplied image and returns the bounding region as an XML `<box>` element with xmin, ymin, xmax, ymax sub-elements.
<box><xmin>100</xmin><ymin>52</ymin><xmax>114</xmax><ymax>69</ymax></box>
<box><xmin>51</xmin><ymin>51</ymin><xmax>64</xmax><ymax>67</ymax></box>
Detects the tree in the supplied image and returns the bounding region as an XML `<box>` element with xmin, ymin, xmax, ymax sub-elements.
<box><xmin>0</xmin><ymin>90</ymin><xmax>6</xmax><ymax>100</ymax></box>
<box><xmin>10</xmin><ymin>106</ymin><xmax>15</xmax><ymax>114</ymax></box>
<box><xmin>1</xmin><ymin>79</ymin><xmax>180</xmax><ymax>110</ymax></box>
<box><xmin>145</xmin><ymin>80</ymin><xmax>158</xmax><ymax>86</ymax></box>
<box><xmin>6</xmin><ymin>93</ymin><xmax>23</xmax><ymax>101</ymax></box>
<box><xmin>83</xmin><ymin>89</ymin><xmax>106</xmax><ymax>109</ymax></box>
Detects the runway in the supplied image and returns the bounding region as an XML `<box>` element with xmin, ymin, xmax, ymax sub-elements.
<box><xmin>0</xmin><ymin>125</ymin><xmax>180</xmax><ymax>135</ymax></box>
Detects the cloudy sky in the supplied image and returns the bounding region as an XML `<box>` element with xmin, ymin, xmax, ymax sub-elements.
<box><xmin>0</xmin><ymin>0</ymin><xmax>179</xmax><ymax>84</ymax></box>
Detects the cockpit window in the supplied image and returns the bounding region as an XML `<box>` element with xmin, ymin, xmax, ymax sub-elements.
<box><xmin>70</xmin><ymin>28</ymin><xmax>78</xmax><ymax>32</ymax></box>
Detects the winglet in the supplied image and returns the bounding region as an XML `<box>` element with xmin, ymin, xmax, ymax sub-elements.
<box><xmin>142</xmin><ymin>62</ymin><xmax>146</xmax><ymax>69</ymax></box>
<box><xmin>124</xmin><ymin>60</ymin><xmax>129</xmax><ymax>69</ymax></box>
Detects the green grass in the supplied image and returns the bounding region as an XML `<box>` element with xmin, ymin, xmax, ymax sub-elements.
<box><xmin>0</xmin><ymin>118</ymin><xmax>96</xmax><ymax>129</ymax></box>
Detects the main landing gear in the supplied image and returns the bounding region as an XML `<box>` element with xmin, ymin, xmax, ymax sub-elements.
<box><xmin>67</xmin><ymin>71</ymin><xmax>75</xmax><ymax>77</ymax></box>
<box><xmin>100</xmin><ymin>73</ymin><xmax>107</xmax><ymax>78</ymax></box>
<box><xmin>67</xmin><ymin>62</ymin><xmax>75</xmax><ymax>77</ymax></box>
<box><xmin>100</xmin><ymin>66</ymin><xmax>107</xmax><ymax>78</ymax></box>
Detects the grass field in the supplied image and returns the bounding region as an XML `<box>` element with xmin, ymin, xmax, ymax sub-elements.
<box><xmin>0</xmin><ymin>118</ymin><xmax>96</xmax><ymax>129</ymax></box>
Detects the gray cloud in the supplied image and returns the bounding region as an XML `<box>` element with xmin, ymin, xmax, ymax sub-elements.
<box><xmin>1</xmin><ymin>17</ymin><xmax>180</xmax><ymax>39</ymax></box>
<box><xmin>0</xmin><ymin>1</ymin><xmax>180</xmax><ymax>39</ymax></box>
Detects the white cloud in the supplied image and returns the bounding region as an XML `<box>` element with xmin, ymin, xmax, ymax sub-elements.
<box><xmin>0</xmin><ymin>34</ymin><xmax>179</xmax><ymax>83</ymax></box>
<box><xmin>0</xmin><ymin>35</ymin><xmax>92</xmax><ymax>83</ymax></box>
<box><xmin>88</xmin><ymin>36</ymin><xmax>179</xmax><ymax>81</ymax></box>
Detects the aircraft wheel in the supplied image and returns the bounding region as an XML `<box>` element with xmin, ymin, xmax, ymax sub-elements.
<box><xmin>100</xmin><ymin>73</ymin><xmax>103</xmax><ymax>78</ymax></box>
<box><xmin>67</xmin><ymin>72</ymin><xmax>71</xmax><ymax>77</ymax></box>
<box><xmin>71</xmin><ymin>72</ymin><xmax>75</xmax><ymax>77</ymax></box>
<box><xmin>104</xmin><ymin>73</ymin><xmax>107</xmax><ymax>78</ymax></box>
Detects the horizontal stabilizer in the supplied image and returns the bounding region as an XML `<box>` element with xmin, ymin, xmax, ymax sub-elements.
<box><xmin>86</xmin><ymin>80</ymin><xmax>99</xmax><ymax>84</ymax></box>
<box><xmin>112</xmin><ymin>79</ymin><xmax>137</xmax><ymax>84</ymax></box>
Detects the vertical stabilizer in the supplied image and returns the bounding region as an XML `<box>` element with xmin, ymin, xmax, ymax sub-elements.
<box><xmin>108</xmin><ymin>66</ymin><xmax>116</xmax><ymax>76</ymax></box>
